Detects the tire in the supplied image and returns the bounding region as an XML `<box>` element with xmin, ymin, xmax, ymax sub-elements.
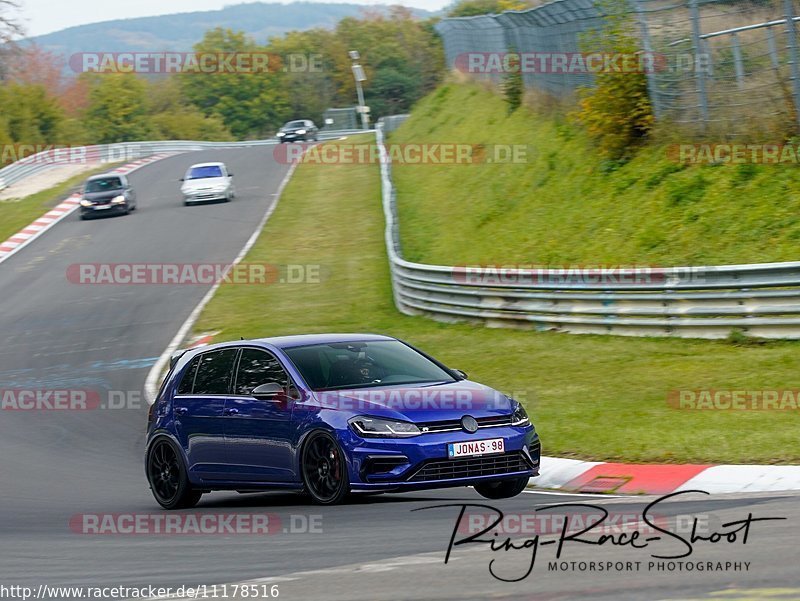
<box><xmin>146</xmin><ymin>438</ymin><xmax>202</xmax><ymax>510</ymax></box>
<box><xmin>80</xmin><ymin>214</ymin><xmax>88</xmax><ymax>221</ymax></box>
<box><xmin>301</xmin><ymin>431</ymin><xmax>350</xmax><ymax>505</ymax></box>
<box><xmin>474</xmin><ymin>476</ymin><xmax>529</xmax><ymax>500</ymax></box>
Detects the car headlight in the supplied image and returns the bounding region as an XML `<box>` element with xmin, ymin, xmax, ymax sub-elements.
<box><xmin>349</xmin><ymin>416</ymin><xmax>421</xmax><ymax>438</ymax></box>
<box><xmin>511</xmin><ymin>403</ymin><xmax>531</xmax><ymax>427</ymax></box>
<box><xmin>110</xmin><ymin>195</ymin><xmax>126</xmax><ymax>204</ymax></box>
<box><xmin>277</xmin><ymin>132</ymin><xmax>285</xmax><ymax>137</ymax></box>
<box><xmin>80</xmin><ymin>199</ymin><xmax>92</xmax><ymax>207</ymax></box>
<box><xmin>296</xmin><ymin>129</ymin><xmax>307</xmax><ymax>135</ymax></box>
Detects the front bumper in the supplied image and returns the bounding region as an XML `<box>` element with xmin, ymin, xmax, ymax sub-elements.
<box><xmin>80</xmin><ymin>203</ymin><xmax>127</xmax><ymax>216</ymax></box>
<box><xmin>184</xmin><ymin>191</ymin><xmax>228</xmax><ymax>203</ymax></box>
<box><xmin>345</xmin><ymin>426</ymin><xmax>540</xmax><ymax>492</ymax></box>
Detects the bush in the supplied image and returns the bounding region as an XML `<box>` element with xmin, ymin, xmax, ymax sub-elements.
<box><xmin>502</xmin><ymin>52</ymin><xmax>524</xmax><ymax>114</ymax></box>
<box><xmin>572</xmin><ymin>2</ymin><xmax>654</xmax><ymax>160</ymax></box>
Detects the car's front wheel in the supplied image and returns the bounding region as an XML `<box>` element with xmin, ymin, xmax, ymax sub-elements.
<box><xmin>146</xmin><ymin>438</ymin><xmax>202</xmax><ymax>510</ymax></box>
<box><xmin>474</xmin><ymin>476</ymin><xmax>529</xmax><ymax>500</ymax></box>
<box><xmin>301</xmin><ymin>431</ymin><xmax>350</xmax><ymax>505</ymax></box>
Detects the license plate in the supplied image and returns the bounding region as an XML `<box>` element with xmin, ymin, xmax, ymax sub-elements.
<box><xmin>448</xmin><ymin>438</ymin><xmax>504</xmax><ymax>459</ymax></box>
<box><xmin>93</xmin><ymin>204</ymin><xmax>111</xmax><ymax>210</ymax></box>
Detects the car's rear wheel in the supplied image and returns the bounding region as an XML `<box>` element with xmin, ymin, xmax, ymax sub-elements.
<box><xmin>474</xmin><ymin>476</ymin><xmax>529</xmax><ymax>500</ymax></box>
<box><xmin>146</xmin><ymin>438</ymin><xmax>202</xmax><ymax>509</ymax></box>
<box><xmin>301</xmin><ymin>431</ymin><xmax>350</xmax><ymax>505</ymax></box>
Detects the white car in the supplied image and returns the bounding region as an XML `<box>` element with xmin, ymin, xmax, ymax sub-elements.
<box><xmin>180</xmin><ymin>162</ymin><xmax>235</xmax><ymax>205</ymax></box>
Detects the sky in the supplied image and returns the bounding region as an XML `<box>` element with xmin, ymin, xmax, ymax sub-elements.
<box><xmin>19</xmin><ymin>0</ymin><xmax>452</xmax><ymax>37</ymax></box>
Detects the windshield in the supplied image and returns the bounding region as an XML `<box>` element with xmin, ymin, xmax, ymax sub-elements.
<box><xmin>283</xmin><ymin>340</ymin><xmax>456</xmax><ymax>391</ymax></box>
<box><xmin>285</xmin><ymin>120</ymin><xmax>307</xmax><ymax>129</ymax></box>
<box><xmin>85</xmin><ymin>177</ymin><xmax>122</xmax><ymax>193</ymax></box>
<box><xmin>187</xmin><ymin>165</ymin><xmax>223</xmax><ymax>179</ymax></box>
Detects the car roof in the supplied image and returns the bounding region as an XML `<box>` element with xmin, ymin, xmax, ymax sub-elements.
<box><xmin>258</xmin><ymin>333</ymin><xmax>394</xmax><ymax>349</ymax></box>
<box><xmin>86</xmin><ymin>173</ymin><xmax>123</xmax><ymax>181</ymax></box>
<box><xmin>189</xmin><ymin>333</ymin><xmax>395</xmax><ymax>354</ymax></box>
<box><xmin>188</xmin><ymin>162</ymin><xmax>226</xmax><ymax>168</ymax></box>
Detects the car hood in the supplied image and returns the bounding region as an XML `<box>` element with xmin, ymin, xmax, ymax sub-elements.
<box><xmin>182</xmin><ymin>177</ymin><xmax>228</xmax><ymax>191</ymax></box>
<box><xmin>83</xmin><ymin>190</ymin><xmax>123</xmax><ymax>201</ymax></box>
<box><xmin>308</xmin><ymin>380</ymin><xmax>513</xmax><ymax>423</ymax></box>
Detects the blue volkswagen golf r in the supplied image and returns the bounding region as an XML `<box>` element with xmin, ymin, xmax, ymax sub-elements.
<box><xmin>146</xmin><ymin>334</ymin><xmax>540</xmax><ymax>508</ymax></box>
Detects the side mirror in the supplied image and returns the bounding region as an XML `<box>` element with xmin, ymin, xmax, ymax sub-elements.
<box><xmin>452</xmin><ymin>369</ymin><xmax>468</xmax><ymax>380</ymax></box>
<box><xmin>179</xmin><ymin>178</ymin><xmax>184</xmax><ymax>182</ymax></box>
<box><xmin>228</xmin><ymin>173</ymin><xmax>234</xmax><ymax>177</ymax></box>
<box><xmin>252</xmin><ymin>382</ymin><xmax>284</xmax><ymax>401</ymax></box>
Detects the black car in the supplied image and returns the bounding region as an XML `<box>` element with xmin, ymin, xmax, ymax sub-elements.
<box><xmin>79</xmin><ymin>174</ymin><xmax>137</xmax><ymax>219</ymax></box>
<box><xmin>277</xmin><ymin>120</ymin><xmax>319</xmax><ymax>143</ymax></box>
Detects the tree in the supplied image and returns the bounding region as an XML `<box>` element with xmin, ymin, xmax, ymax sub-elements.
<box><xmin>148</xmin><ymin>76</ymin><xmax>232</xmax><ymax>140</ymax></box>
<box><xmin>0</xmin><ymin>0</ymin><xmax>23</xmax><ymax>79</ymax></box>
<box><xmin>367</xmin><ymin>67</ymin><xmax>421</xmax><ymax>117</ymax></box>
<box><xmin>83</xmin><ymin>74</ymin><xmax>152</xmax><ymax>143</ymax></box>
<box><xmin>180</xmin><ymin>28</ymin><xmax>291</xmax><ymax>138</ymax></box>
<box><xmin>3</xmin><ymin>44</ymin><xmax>64</xmax><ymax>90</ymax></box>
<box><xmin>446</xmin><ymin>0</ymin><xmax>534</xmax><ymax>17</ymax></box>
<box><xmin>0</xmin><ymin>83</ymin><xmax>64</xmax><ymax>142</ymax></box>
<box><xmin>573</xmin><ymin>1</ymin><xmax>654</xmax><ymax>159</ymax></box>
<box><xmin>331</xmin><ymin>8</ymin><xmax>444</xmax><ymax>120</ymax></box>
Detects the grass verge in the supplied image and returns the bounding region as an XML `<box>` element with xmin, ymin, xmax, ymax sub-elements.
<box><xmin>390</xmin><ymin>82</ymin><xmax>800</xmax><ymax>267</ymax></box>
<box><xmin>193</xmin><ymin>135</ymin><xmax>800</xmax><ymax>465</ymax></box>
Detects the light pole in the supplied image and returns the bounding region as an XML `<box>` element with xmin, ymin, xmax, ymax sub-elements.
<box><xmin>349</xmin><ymin>50</ymin><xmax>369</xmax><ymax>130</ymax></box>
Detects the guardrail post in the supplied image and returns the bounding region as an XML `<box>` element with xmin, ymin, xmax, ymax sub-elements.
<box><xmin>689</xmin><ymin>0</ymin><xmax>709</xmax><ymax>127</ymax></box>
<box><xmin>784</xmin><ymin>0</ymin><xmax>800</xmax><ymax>131</ymax></box>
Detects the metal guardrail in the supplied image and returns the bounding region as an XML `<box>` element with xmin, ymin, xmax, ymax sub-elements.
<box><xmin>376</xmin><ymin>121</ymin><xmax>800</xmax><ymax>339</ymax></box>
<box><xmin>0</xmin><ymin>131</ymin><xmax>365</xmax><ymax>193</ymax></box>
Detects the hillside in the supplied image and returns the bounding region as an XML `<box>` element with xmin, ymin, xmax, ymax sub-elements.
<box><xmin>390</xmin><ymin>82</ymin><xmax>800</xmax><ymax>267</ymax></box>
<box><xmin>28</xmin><ymin>2</ymin><xmax>434</xmax><ymax>60</ymax></box>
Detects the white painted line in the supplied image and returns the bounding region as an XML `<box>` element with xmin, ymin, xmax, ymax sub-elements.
<box><xmin>143</xmin><ymin>160</ymin><xmax>300</xmax><ymax>404</ymax></box>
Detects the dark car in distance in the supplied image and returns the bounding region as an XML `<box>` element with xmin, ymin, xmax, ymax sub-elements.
<box><xmin>79</xmin><ymin>173</ymin><xmax>137</xmax><ymax>219</ymax></box>
<box><xmin>277</xmin><ymin>120</ymin><xmax>319</xmax><ymax>143</ymax></box>
<box><xmin>145</xmin><ymin>334</ymin><xmax>540</xmax><ymax>508</ymax></box>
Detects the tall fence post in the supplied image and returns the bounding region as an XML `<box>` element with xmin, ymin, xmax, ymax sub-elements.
<box><xmin>784</xmin><ymin>0</ymin><xmax>800</xmax><ymax>131</ymax></box>
<box><xmin>689</xmin><ymin>0</ymin><xmax>709</xmax><ymax>127</ymax></box>
<box><xmin>767</xmin><ymin>26</ymin><xmax>780</xmax><ymax>70</ymax></box>
<box><xmin>731</xmin><ymin>33</ymin><xmax>745</xmax><ymax>90</ymax></box>
<box><xmin>630</xmin><ymin>0</ymin><xmax>661</xmax><ymax>119</ymax></box>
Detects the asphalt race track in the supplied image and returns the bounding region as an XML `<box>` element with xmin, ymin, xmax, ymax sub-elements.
<box><xmin>0</xmin><ymin>148</ymin><xmax>797</xmax><ymax>601</ymax></box>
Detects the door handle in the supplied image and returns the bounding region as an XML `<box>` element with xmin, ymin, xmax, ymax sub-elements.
<box><xmin>224</xmin><ymin>408</ymin><xmax>240</xmax><ymax>416</ymax></box>
<box><xmin>175</xmin><ymin>407</ymin><xmax>188</xmax><ymax>416</ymax></box>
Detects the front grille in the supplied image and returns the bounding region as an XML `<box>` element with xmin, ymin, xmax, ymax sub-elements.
<box><xmin>419</xmin><ymin>415</ymin><xmax>513</xmax><ymax>433</ymax></box>
<box><xmin>407</xmin><ymin>451</ymin><xmax>532</xmax><ymax>482</ymax></box>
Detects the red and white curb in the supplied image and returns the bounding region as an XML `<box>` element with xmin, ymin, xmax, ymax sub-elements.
<box><xmin>530</xmin><ymin>456</ymin><xmax>800</xmax><ymax>495</ymax></box>
<box><xmin>185</xmin><ymin>331</ymin><xmax>219</xmax><ymax>349</ymax></box>
<box><xmin>0</xmin><ymin>153</ymin><xmax>176</xmax><ymax>266</ymax></box>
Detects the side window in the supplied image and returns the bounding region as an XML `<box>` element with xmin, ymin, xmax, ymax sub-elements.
<box><xmin>176</xmin><ymin>355</ymin><xmax>201</xmax><ymax>395</ymax></box>
<box><xmin>193</xmin><ymin>349</ymin><xmax>238</xmax><ymax>395</ymax></box>
<box><xmin>235</xmin><ymin>348</ymin><xmax>290</xmax><ymax>396</ymax></box>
